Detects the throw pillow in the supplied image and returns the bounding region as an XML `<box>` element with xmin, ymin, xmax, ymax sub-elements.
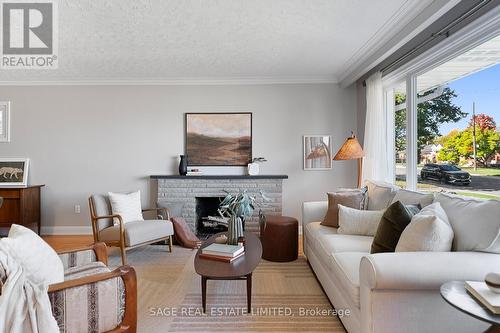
<box><xmin>435</xmin><ymin>192</ymin><xmax>500</xmax><ymax>252</ymax></box>
<box><xmin>365</xmin><ymin>180</ymin><xmax>400</xmax><ymax>210</ymax></box>
<box><xmin>371</xmin><ymin>201</ymin><xmax>420</xmax><ymax>253</ymax></box>
<box><xmin>396</xmin><ymin>202</ymin><xmax>454</xmax><ymax>252</ymax></box>
<box><xmin>108</xmin><ymin>190</ymin><xmax>144</xmax><ymax>223</ymax></box>
<box><xmin>321</xmin><ymin>190</ymin><xmax>366</xmax><ymax>228</ymax></box>
<box><xmin>391</xmin><ymin>189</ymin><xmax>434</xmax><ymax>208</ymax></box>
<box><xmin>337</xmin><ymin>204</ymin><xmax>384</xmax><ymax>236</ymax></box>
<box><xmin>1</xmin><ymin>224</ymin><xmax>64</xmax><ymax>285</ymax></box>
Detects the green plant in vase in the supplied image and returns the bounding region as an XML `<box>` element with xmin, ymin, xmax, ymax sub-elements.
<box><xmin>219</xmin><ymin>190</ymin><xmax>267</xmax><ymax>245</ymax></box>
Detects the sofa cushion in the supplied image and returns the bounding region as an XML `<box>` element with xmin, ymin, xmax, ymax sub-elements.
<box><xmin>391</xmin><ymin>189</ymin><xmax>434</xmax><ymax>208</ymax></box>
<box><xmin>365</xmin><ymin>180</ymin><xmax>399</xmax><ymax>210</ymax></box>
<box><xmin>321</xmin><ymin>190</ymin><xmax>366</xmax><ymax>228</ymax></box>
<box><xmin>371</xmin><ymin>201</ymin><xmax>420</xmax><ymax>254</ymax></box>
<box><xmin>318</xmin><ymin>232</ymin><xmax>373</xmax><ymax>254</ymax></box>
<box><xmin>434</xmin><ymin>192</ymin><xmax>500</xmax><ymax>252</ymax></box>
<box><xmin>329</xmin><ymin>252</ymin><xmax>366</xmax><ymax>308</ymax></box>
<box><xmin>99</xmin><ymin>220</ymin><xmax>174</xmax><ymax>246</ymax></box>
<box><xmin>396</xmin><ymin>202</ymin><xmax>454</xmax><ymax>252</ymax></box>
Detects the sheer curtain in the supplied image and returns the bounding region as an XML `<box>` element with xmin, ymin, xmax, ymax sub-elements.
<box><xmin>362</xmin><ymin>71</ymin><xmax>392</xmax><ymax>183</ymax></box>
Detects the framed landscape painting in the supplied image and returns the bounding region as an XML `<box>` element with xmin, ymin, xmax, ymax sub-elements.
<box><xmin>185</xmin><ymin>113</ymin><xmax>252</xmax><ymax>166</ymax></box>
<box><xmin>0</xmin><ymin>158</ymin><xmax>30</xmax><ymax>187</ymax></box>
<box><xmin>303</xmin><ymin>135</ymin><xmax>332</xmax><ymax>170</ymax></box>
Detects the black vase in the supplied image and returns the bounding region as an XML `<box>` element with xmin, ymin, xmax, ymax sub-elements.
<box><xmin>179</xmin><ymin>155</ymin><xmax>187</xmax><ymax>176</ymax></box>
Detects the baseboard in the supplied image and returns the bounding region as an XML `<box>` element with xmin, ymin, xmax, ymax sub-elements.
<box><xmin>41</xmin><ymin>226</ymin><xmax>93</xmax><ymax>235</ymax></box>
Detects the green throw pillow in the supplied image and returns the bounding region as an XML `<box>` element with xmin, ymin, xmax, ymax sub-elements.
<box><xmin>370</xmin><ymin>201</ymin><xmax>420</xmax><ymax>254</ymax></box>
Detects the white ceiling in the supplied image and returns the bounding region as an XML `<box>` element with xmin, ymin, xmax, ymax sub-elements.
<box><xmin>0</xmin><ymin>0</ymin><xmax>441</xmax><ymax>84</ymax></box>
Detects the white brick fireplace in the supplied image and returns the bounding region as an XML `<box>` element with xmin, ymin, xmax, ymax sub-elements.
<box><xmin>151</xmin><ymin>175</ymin><xmax>287</xmax><ymax>234</ymax></box>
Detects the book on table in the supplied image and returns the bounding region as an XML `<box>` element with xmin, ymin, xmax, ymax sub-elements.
<box><xmin>202</xmin><ymin>243</ymin><xmax>244</xmax><ymax>258</ymax></box>
<box><xmin>199</xmin><ymin>251</ymin><xmax>245</xmax><ymax>263</ymax></box>
<box><xmin>465</xmin><ymin>281</ymin><xmax>500</xmax><ymax>314</ymax></box>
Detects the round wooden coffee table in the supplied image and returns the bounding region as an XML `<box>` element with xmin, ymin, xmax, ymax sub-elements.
<box><xmin>441</xmin><ymin>281</ymin><xmax>500</xmax><ymax>333</ymax></box>
<box><xmin>194</xmin><ymin>232</ymin><xmax>262</xmax><ymax>313</ymax></box>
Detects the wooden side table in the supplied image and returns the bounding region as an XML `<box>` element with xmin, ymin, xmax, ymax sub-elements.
<box><xmin>441</xmin><ymin>281</ymin><xmax>500</xmax><ymax>333</ymax></box>
<box><xmin>0</xmin><ymin>185</ymin><xmax>44</xmax><ymax>235</ymax></box>
<box><xmin>261</xmin><ymin>215</ymin><xmax>298</xmax><ymax>262</ymax></box>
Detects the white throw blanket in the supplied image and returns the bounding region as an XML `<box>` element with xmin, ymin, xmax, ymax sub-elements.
<box><xmin>0</xmin><ymin>240</ymin><xmax>59</xmax><ymax>333</ymax></box>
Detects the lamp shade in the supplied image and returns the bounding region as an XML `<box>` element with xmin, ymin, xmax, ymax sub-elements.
<box><xmin>333</xmin><ymin>134</ymin><xmax>364</xmax><ymax>160</ymax></box>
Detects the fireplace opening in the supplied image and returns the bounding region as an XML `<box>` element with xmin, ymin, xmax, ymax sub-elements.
<box><xmin>195</xmin><ymin>197</ymin><xmax>228</xmax><ymax>239</ymax></box>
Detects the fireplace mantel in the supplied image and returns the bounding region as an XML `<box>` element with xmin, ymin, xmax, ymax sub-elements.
<box><xmin>152</xmin><ymin>175</ymin><xmax>286</xmax><ymax>234</ymax></box>
<box><xmin>150</xmin><ymin>175</ymin><xmax>288</xmax><ymax>180</ymax></box>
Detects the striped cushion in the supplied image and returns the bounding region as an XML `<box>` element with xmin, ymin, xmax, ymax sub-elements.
<box><xmin>64</xmin><ymin>262</ymin><xmax>110</xmax><ymax>281</ymax></box>
<box><xmin>49</xmin><ymin>276</ymin><xmax>125</xmax><ymax>333</ymax></box>
<box><xmin>59</xmin><ymin>249</ymin><xmax>97</xmax><ymax>270</ymax></box>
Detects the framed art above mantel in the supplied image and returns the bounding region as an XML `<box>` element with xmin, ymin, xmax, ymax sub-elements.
<box><xmin>185</xmin><ymin>113</ymin><xmax>252</xmax><ymax>166</ymax></box>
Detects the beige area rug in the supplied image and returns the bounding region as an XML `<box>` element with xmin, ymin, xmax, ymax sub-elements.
<box><xmin>109</xmin><ymin>245</ymin><xmax>346</xmax><ymax>333</ymax></box>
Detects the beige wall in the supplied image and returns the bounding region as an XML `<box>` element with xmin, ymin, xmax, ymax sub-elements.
<box><xmin>0</xmin><ymin>83</ymin><xmax>357</xmax><ymax>234</ymax></box>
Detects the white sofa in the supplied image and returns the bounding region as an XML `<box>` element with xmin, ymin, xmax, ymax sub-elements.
<box><xmin>302</xmin><ymin>186</ymin><xmax>500</xmax><ymax>333</ymax></box>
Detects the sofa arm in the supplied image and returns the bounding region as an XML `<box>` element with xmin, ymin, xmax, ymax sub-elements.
<box><xmin>302</xmin><ymin>201</ymin><xmax>327</xmax><ymax>227</ymax></box>
<box><xmin>360</xmin><ymin>251</ymin><xmax>500</xmax><ymax>290</ymax></box>
<box><xmin>57</xmin><ymin>242</ymin><xmax>108</xmax><ymax>270</ymax></box>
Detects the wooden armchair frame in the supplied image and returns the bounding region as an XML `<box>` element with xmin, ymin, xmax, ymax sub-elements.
<box><xmin>49</xmin><ymin>243</ymin><xmax>137</xmax><ymax>333</ymax></box>
<box><xmin>88</xmin><ymin>196</ymin><xmax>173</xmax><ymax>265</ymax></box>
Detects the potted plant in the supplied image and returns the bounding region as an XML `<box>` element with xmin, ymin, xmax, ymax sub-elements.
<box><xmin>219</xmin><ymin>190</ymin><xmax>267</xmax><ymax>245</ymax></box>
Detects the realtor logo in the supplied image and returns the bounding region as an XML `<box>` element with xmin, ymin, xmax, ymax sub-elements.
<box><xmin>1</xmin><ymin>1</ymin><xmax>58</xmax><ymax>69</ymax></box>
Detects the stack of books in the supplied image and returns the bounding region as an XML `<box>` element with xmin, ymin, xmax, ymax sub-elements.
<box><xmin>465</xmin><ymin>281</ymin><xmax>500</xmax><ymax>314</ymax></box>
<box><xmin>200</xmin><ymin>243</ymin><xmax>245</xmax><ymax>262</ymax></box>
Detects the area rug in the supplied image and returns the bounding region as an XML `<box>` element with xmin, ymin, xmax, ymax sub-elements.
<box><xmin>109</xmin><ymin>245</ymin><xmax>345</xmax><ymax>332</ymax></box>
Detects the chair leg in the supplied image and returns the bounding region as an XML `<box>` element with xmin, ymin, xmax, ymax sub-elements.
<box><xmin>168</xmin><ymin>235</ymin><xmax>173</xmax><ymax>253</ymax></box>
<box><xmin>120</xmin><ymin>245</ymin><xmax>127</xmax><ymax>265</ymax></box>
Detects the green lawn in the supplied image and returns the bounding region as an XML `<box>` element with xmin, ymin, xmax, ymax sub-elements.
<box><xmin>454</xmin><ymin>191</ymin><xmax>500</xmax><ymax>200</ymax></box>
<box><xmin>461</xmin><ymin>167</ymin><xmax>500</xmax><ymax>177</ymax></box>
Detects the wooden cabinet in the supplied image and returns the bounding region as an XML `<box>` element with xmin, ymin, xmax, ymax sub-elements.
<box><xmin>0</xmin><ymin>185</ymin><xmax>44</xmax><ymax>235</ymax></box>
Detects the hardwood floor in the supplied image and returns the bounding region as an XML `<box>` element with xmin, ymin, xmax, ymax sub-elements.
<box><xmin>44</xmin><ymin>234</ymin><xmax>304</xmax><ymax>255</ymax></box>
<box><xmin>43</xmin><ymin>235</ymin><xmax>94</xmax><ymax>252</ymax></box>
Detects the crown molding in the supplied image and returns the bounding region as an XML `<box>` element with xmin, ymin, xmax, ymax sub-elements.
<box><xmin>338</xmin><ymin>0</ymin><xmax>461</xmax><ymax>88</ymax></box>
<box><xmin>0</xmin><ymin>76</ymin><xmax>338</xmax><ymax>86</ymax></box>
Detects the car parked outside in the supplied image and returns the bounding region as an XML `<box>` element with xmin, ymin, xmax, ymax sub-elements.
<box><xmin>420</xmin><ymin>163</ymin><xmax>471</xmax><ymax>185</ymax></box>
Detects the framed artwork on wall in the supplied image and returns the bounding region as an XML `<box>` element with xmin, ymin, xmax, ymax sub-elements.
<box><xmin>303</xmin><ymin>135</ymin><xmax>332</xmax><ymax>170</ymax></box>
<box><xmin>185</xmin><ymin>113</ymin><xmax>252</xmax><ymax>166</ymax></box>
<box><xmin>0</xmin><ymin>158</ymin><xmax>30</xmax><ymax>187</ymax></box>
<box><xmin>0</xmin><ymin>102</ymin><xmax>10</xmax><ymax>142</ymax></box>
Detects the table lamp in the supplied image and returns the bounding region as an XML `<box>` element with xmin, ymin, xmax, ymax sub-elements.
<box><xmin>333</xmin><ymin>132</ymin><xmax>364</xmax><ymax>188</ymax></box>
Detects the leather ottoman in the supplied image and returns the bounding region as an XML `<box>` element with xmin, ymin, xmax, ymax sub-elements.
<box><xmin>260</xmin><ymin>215</ymin><xmax>298</xmax><ymax>262</ymax></box>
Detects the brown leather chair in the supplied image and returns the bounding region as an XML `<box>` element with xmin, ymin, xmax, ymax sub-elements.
<box><xmin>260</xmin><ymin>214</ymin><xmax>298</xmax><ymax>262</ymax></box>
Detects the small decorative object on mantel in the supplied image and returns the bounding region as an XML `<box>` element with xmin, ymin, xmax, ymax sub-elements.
<box><xmin>0</xmin><ymin>158</ymin><xmax>30</xmax><ymax>187</ymax></box>
<box><xmin>178</xmin><ymin>155</ymin><xmax>187</xmax><ymax>176</ymax></box>
<box><xmin>303</xmin><ymin>135</ymin><xmax>332</xmax><ymax>170</ymax></box>
<box><xmin>247</xmin><ymin>157</ymin><xmax>267</xmax><ymax>176</ymax></box>
<box><xmin>219</xmin><ymin>190</ymin><xmax>266</xmax><ymax>245</ymax></box>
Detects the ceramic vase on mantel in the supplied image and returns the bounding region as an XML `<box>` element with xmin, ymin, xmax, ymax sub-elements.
<box><xmin>227</xmin><ymin>215</ymin><xmax>244</xmax><ymax>245</ymax></box>
<box><xmin>178</xmin><ymin>155</ymin><xmax>187</xmax><ymax>176</ymax></box>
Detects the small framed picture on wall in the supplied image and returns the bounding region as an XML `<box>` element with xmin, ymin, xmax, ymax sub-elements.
<box><xmin>303</xmin><ymin>135</ymin><xmax>332</xmax><ymax>170</ymax></box>
<box><xmin>0</xmin><ymin>158</ymin><xmax>30</xmax><ymax>187</ymax></box>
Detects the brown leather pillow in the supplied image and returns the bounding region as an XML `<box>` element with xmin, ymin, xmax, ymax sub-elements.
<box><xmin>370</xmin><ymin>201</ymin><xmax>420</xmax><ymax>254</ymax></box>
<box><xmin>321</xmin><ymin>191</ymin><xmax>366</xmax><ymax>228</ymax></box>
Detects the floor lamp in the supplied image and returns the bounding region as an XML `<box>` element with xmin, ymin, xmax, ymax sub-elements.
<box><xmin>333</xmin><ymin>132</ymin><xmax>364</xmax><ymax>188</ymax></box>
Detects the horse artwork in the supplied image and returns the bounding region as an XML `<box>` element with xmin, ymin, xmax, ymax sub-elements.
<box><xmin>0</xmin><ymin>159</ymin><xmax>29</xmax><ymax>186</ymax></box>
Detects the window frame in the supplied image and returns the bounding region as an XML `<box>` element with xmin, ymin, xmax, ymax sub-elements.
<box><xmin>382</xmin><ymin>7</ymin><xmax>500</xmax><ymax>190</ymax></box>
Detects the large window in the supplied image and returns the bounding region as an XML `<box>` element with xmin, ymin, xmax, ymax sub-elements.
<box><xmin>387</xmin><ymin>31</ymin><xmax>500</xmax><ymax>200</ymax></box>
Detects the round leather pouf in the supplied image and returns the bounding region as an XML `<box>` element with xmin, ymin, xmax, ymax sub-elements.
<box><xmin>261</xmin><ymin>215</ymin><xmax>298</xmax><ymax>262</ymax></box>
